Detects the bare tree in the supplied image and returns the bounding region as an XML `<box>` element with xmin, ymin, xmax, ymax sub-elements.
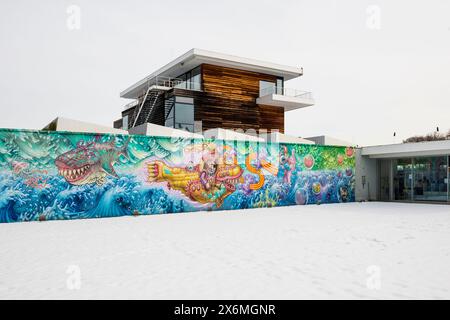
<box><xmin>403</xmin><ymin>130</ymin><xmax>449</xmax><ymax>143</ymax></box>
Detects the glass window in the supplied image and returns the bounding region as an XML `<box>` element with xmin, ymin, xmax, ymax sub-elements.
<box><xmin>175</xmin><ymin>103</ymin><xmax>194</xmax><ymax>124</ymax></box>
<box><xmin>191</xmin><ymin>66</ymin><xmax>200</xmax><ymax>77</ymax></box>
<box><xmin>379</xmin><ymin>159</ymin><xmax>391</xmax><ymax>201</ymax></box>
<box><xmin>259</xmin><ymin>80</ymin><xmax>275</xmax><ymax>96</ymax></box>
<box><xmin>122</xmin><ymin>115</ymin><xmax>128</xmax><ymax>130</ymax></box>
<box><xmin>413</xmin><ymin>156</ymin><xmax>448</xmax><ymax>202</ymax></box>
<box><xmin>191</xmin><ymin>74</ymin><xmax>201</xmax><ymax>90</ymax></box>
<box><xmin>185</xmin><ymin>71</ymin><xmax>191</xmax><ymax>89</ymax></box>
<box><xmin>175</xmin><ymin>74</ymin><xmax>187</xmax><ymax>89</ymax></box>
<box><xmin>165</xmin><ymin>102</ymin><xmax>194</xmax><ymax>132</ymax></box>
<box><xmin>167</xmin><ymin>105</ymin><xmax>174</xmax><ymax>119</ymax></box>
<box><xmin>393</xmin><ymin>158</ymin><xmax>413</xmax><ymax>201</ymax></box>
<box><xmin>165</xmin><ymin>118</ymin><xmax>174</xmax><ymax>127</ymax></box>
<box><xmin>175</xmin><ymin>123</ymin><xmax>194</xmax><ymax>132</ymax></box>
<box><xmin>165</xmin><ymin>107</ymin><xmax>174</xmax><ymax>127</ymax></box>
<box><xmin>389</xmin><ymin>156</ymin><xmax>450</xmax><ymax>202</ymax></box>
<box><xmin>190</xmin><ymin>66</ymin><xmax>201</xmax><ymax>90</ymax></box>
<box><xmin>175</xmin><ymin>66</ymin><xmax>202</xmax><ymax>91</ymax></box>
<box><xmin>276</xmin><ymin>78</ymin><xmax>283</xmax><ymax>94</ymax></box>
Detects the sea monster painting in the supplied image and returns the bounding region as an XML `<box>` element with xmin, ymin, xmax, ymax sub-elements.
<box><xmin>55</xmin><ymin>137</ymin><xmax>130</xmax><ymax>186</ymax></box>
<box><xmin>0</xmin><ymin>129</ymin><xmax>355</xmax><ymax>223</ymax></box>
<box><xmin>145</xmin><ymin>143</ymin><xmax>279</xmax><ymax>208</ymax></box>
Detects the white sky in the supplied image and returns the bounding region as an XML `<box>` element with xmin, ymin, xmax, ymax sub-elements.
<box><xmin>0</xmin><ymin>0</ymin><xmax>449</xmax><ymax>146</ymax></box>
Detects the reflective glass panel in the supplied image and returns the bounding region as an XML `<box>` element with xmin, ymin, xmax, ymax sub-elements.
<box><xmin>393</xmin><ymin>158</ymin><xmax>413</xmax><ymax>201</ymax></box>
<box><xmin>413</xmin><ymin>156</ymin><xmax>448</xmax><ymax>202</ymax></box>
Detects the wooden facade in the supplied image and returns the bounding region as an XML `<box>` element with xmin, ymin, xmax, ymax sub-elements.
<box><xmin>116</xmin><ymin>64</ymin><xmax>285</xmax><ymax>133</ymax></box>
<box><xmin>195</xmin><ymin>64</ymin><xmax>284</xmax><ymax>133</ymax></box>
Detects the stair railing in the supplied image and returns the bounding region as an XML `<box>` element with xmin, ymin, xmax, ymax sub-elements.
<box><xmin>143</xmin><ymin>91</ymin><xmax>162</xmax><ymax>124</ymax></box>
<box><xmin>132</xmin><ymin>81</ymin><xmax>152</xmax><ymax>128</ymax></box>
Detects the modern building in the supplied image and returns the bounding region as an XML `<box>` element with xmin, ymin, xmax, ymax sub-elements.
<box><xmin>356</xmin><ymin>140</ymin><xmax>450</xmax><ymax>203</ymax></box>
<box><xmin>115</xmin><ymin>48</ymin><xmax>314</xmax><ymax>134</ymax></box>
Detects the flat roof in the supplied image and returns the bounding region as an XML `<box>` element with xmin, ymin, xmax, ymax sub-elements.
<box><xmin>121</xmin><ymin>48</ymin><xmax>304</xmax><ymax>99</ymax></box>
<box><xmin>361</xmin><ymin>140</ymin><xmax>450</xmax><ymax>158</ymax></box>
<box><xmin>43</xmin><ymin>117</ymin><xmax>128</xmax><ymax>135</ymax></box>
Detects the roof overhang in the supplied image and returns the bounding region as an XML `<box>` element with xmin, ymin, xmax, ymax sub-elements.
<box><xmin>361</xmin><ymin>140</ymin><xmax>450</xmax><ymax>159</ymax></box>
<box><xmin>121</xmin><ymin>49</ymin><xmax>304</xmax><ymax>99</ymax></box>
<box><xmin>256</xmin><ymin>94</ymin><xmax>314</xmax><ymax>111</ymax></box>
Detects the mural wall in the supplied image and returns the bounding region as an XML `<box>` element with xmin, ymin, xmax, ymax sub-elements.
<box><xmin>0</xmin><ymin>129</ymin><xmax>356</xmax><ymax>223</ymax></box>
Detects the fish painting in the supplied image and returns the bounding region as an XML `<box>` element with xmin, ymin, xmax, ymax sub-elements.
<box><xmin>55</xmin><ymin>138</ymin><xmax>129</xmax><ymax>185</ymax></box>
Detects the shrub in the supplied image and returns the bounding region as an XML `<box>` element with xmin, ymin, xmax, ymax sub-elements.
<box><xmin>403</xmin><ymin>130</ymin><xmax>449</xmax><ymax>143</ymax></box>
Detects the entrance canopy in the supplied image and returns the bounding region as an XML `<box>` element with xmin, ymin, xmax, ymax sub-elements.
<box><xmin>362</xmin><ymin>140</ymin><xmax>450</xmax><ymax>159</ymax></box>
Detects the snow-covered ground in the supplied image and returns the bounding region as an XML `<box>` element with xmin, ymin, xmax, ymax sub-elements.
<box><xmin>1</xmin><ymin>202</ymin><xmax>450</xmax><ymax>299</ymax></box>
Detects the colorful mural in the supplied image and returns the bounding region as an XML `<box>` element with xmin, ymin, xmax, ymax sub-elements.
<box><xmin>0</xmin><ymin>129</ymin><xmax>355</xmax><ymax>223</ymax></box>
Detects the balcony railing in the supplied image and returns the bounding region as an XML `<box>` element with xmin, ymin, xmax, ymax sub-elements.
<box><xmin>259</xmin><ymin>86</ymin><xmax>313</xmax><ymax>100</ymax></box>
<box><xmin>123</xmin><ymin>76</ymin><xmax>201</xmax><ymax>110</ymax></box>
<box><xmin>123</xmin><ymin>99</ymin><xmax>139</xmax><ymax>110</ymax></box>
<box><xmin>155</xmin><ymin>76</ymin><xmax>202</xmax><ymax>91</ymax></box>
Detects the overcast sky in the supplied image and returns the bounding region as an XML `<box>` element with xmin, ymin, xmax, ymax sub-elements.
<box><xmin>0</xmin><ymin>0</ymin><xmax>449</xmax><ymax>146</ymax></box>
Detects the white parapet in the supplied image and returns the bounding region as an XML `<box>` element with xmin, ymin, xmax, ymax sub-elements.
<box><xmin>268</xmin><ymin>132</ymin><xmax>315</xmax><ymax>144</ymax></box>
<box><xmin>128</xmin><ymin>123</ymin><xmax>204</xmax><ymax>139</ymax></box>
<box><xmin>43</xmin><ymin>117</ymin><xmax>128</xmax><ymax>135</ymax></box>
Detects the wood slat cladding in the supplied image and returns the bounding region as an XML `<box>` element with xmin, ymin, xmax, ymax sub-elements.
<box><xmin>259</xmin><ymin>104</ymin><xmax>284</xmax><ymax>132</ymax></box>
<box><xmin>195</xmin><ymin>64</ymin><xmax>285</xmax><ymax>133</ymax></box>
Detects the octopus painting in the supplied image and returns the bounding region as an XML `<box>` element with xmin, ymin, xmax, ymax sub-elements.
<box><xmin>147</xmin><ymin>160</ymin><xmax>244</xmax><ymax>208</ymax></box>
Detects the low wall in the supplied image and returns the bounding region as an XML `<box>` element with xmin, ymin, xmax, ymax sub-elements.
<box><xmin>0</xmin><ymin>129</ymin><xmax>356</xmax><ymax>223</ymax></box>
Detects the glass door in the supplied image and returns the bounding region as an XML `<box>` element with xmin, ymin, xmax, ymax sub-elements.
<box><xmin>393</xmin><ymin>158</ymin><xmax>413</xmax><ymax>201</ymax></box>
<box><xmin>379</xmin><ymin>159</ymin><xmax>391</xmax><ymax>201</ymax></box>
<box><xmin>448</xmin><ymin>156</ymin><xmax>450</xmax><ymax>203</ymax></box>
<box><xmin>413</xmin><ymin>156</ymin><xmax>448</xmax><ymax>202</ymax></box>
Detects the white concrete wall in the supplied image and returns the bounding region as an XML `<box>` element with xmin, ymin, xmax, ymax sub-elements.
<box><xmin>269</xmin><ymin>132</ymin><xmax>315</xmax><ymax>144</ymax></box>
<box><xmin>305</xmin><ymin>135</ymin><xmax>353</xmax><ymax>147</ymax></box>
<box><xmin>129</xmin><ymin>123</ymin><xmax>204</xmax><ymax>139</ymax></box>
<box><xmin>355</xmin><ymin>148</ymin><xmax>378</xmax><ymax>201</ymax></box>
<box><xmin>203</xmin><ymin>128</ymin><xmax>264</xmax><ymax>142</ymax></box>
<box><xmin>45</xmin><ymin>117</ymin><xmax>128</xmax><ymax>135</ymax></box>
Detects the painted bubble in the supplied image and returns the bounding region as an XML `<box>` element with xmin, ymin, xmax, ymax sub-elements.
<box><xmin>304</xmin><ymin>155</ymin><xmax>314</xmax><ymax>169</ymax></box>
<box><xmin>345</xmin><ymin>147</ymin><xmax>354</xmax><ymax>158</ymax></box>
<box><xmin>295</xmin><ymin>188</ymin><xmax>308</xmax><ymax>205</ymax></box>
<box><xmin>312</xmin><ymin>182</ymin><xmax>322</xmax><ymax>195</ymax></box>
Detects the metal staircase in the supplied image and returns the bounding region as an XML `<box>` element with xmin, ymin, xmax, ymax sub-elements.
<box><xmin>131</xmin><ymin>89</ymin><xmax>162</xmax><ymax>128</ymax></box>
<box><xmin>164</xmin><ymin>96</ymin><xmax>175</xmax><ymax>121</ymax></box>
<box><xmin>128</xmin><ymin>76</ymin><xmax>201</xmax><ymax>129</ymax></box>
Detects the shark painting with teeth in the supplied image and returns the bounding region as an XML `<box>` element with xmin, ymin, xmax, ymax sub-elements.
<box><xmin>55</xmin><ymin>138</ymin><xmax>129</xmax><ymax>186</ymax></box>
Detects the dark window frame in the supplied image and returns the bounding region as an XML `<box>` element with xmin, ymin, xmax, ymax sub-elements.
<box><xmin>175</xmin><ymin>65</ymin><xmax>203</xmax><ymax>91</ymax></box>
